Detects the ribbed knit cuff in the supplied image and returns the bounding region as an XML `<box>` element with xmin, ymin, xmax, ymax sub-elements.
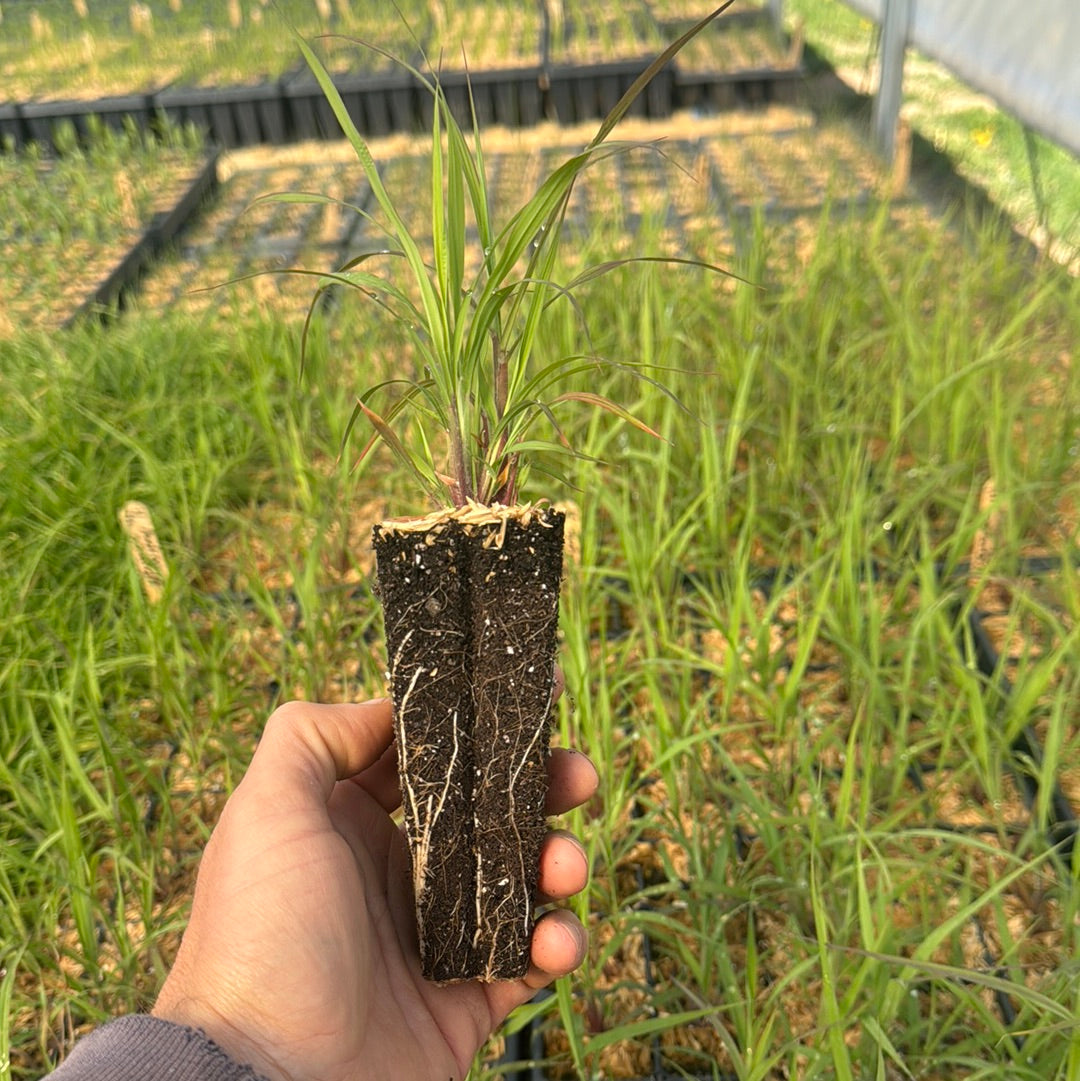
<box><xmin>45</xmin><ymin>1015</ymin><xmax>272</xmax><ymax>1081</ymax></box>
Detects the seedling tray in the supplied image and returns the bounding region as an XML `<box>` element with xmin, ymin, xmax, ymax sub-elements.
<box><xmin>416</xmin><ymin>67</ymin><xmax>546</xmax><ymax>132</ymax></box>
<box><xmin>7</xmin><ymin>6</ymin><xmax>805</xmax><ymax>151</ymax></box>
<box><xmin>962</xmin><ymin>562</ymin><xmax>1079</xmax><ymax>862</ymax></box>
<box><xmin>63</xmin><ymin>148</ymin><xmax>220</xmax><ymax>327</ymax></box>
<box><xmin>133</xmin><ymin>150</ymin><xmax>377</xmax><ymax>322</ymax></box>
<box><xmin>283</xmin><ymin>68</ymin><xmax>419</xmax><ymax>142</ymax></box>
<box><xmin>433</xmin><ymin>0</ymin><xmax>545</xmax><ymax>73</ymax></box>
<box><xmin>0</xmin><ymin>139</ymin><xmax>218</xmax><ymax>335</ymax></box>
<box><xmin>543</xmin><ymin>59</ymin><xmax>676</xmax><ymax>125</ymax></box>
<box><xmin>155</xmin><ymin>81</ymin><xmax>289</xmax><ymax>149</ymax></box>
<box><xmin>116</xmin><ymin>108</ymin><xmax>903</xmax><ymax>333</ymax></box>
<box><xmin>21</xmin><ymin>92</ymin><xmax>158</xmax><ymax>149</ymax></box>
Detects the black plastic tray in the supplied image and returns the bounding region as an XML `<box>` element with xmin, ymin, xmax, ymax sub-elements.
<box><xmin>155</xmin><ymin>81</ymin><xmax>289</xmax><ymax>149</ymax></box>
<box><xmin>675</xmin><ymin>64</ymin><xmax>805</xmax><ymax>110</ymax></box>
<box><xmin>7</xmin><ymin>4</ymin><xmax>806</xmax><ymax>153</ymax></box>
<box><xmin>0</xmin><ymin>102</ymin><xmax>25</xmax><ymax>150</ymax></box>
<box><xmin>543</xmin><ymin>58</ymin><xmax>676</xmax><ymax>125</ymax></box>
<box><xmin>416</xmin><ymin>67</ymin><xmax>546</xmax><ymax>131</ymax></box>
<box><xmin>283</xmin><ymin>68</ymin><xmax>420</xmax><ymax>141</ymax></box>
<box><xmin>965</xmin><ymin>597</ymin><xmax>1077</xmax><ymax>864</ymax></box>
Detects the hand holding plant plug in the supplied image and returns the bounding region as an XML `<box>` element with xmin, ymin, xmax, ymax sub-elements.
<box><xmin>151</xmin><ymin>696</ymin><xmax>597</xmax><ymax>1081</ymax></box>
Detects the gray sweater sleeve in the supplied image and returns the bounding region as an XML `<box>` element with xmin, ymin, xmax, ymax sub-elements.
<box><xmin>43</xmin><ymin>1015</ymin><xmax>271</xmax><ymax>1081</ymax></box>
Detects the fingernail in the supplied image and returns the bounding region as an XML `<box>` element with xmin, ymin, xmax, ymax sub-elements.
<box><xmin>562</xmin><ymin>917</ymin><xmax>588</xmax><ymax>961</ymax></box>
<box><xmin>548</xmin><ymin>829</ymin><xmax>588</xmax><ymax>867</ymax></box>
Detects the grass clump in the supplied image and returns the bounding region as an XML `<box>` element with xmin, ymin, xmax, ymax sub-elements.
<box><xmin>0</xmin><ymin>308</ymin><xmax>375</xmax><ymax>1072</ymax></box>
<box><xmin>276</xmin><ymin>9</ymin><xmax>736</xmax><ymax>510</ymax></box>
<box><xmin>531</xmin><ymin>198</ymin><xmax>1080</xmax><ymax>1077</ymax></box>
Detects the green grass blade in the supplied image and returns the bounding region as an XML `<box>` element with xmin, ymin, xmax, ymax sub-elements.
<box><xmin>587</xmin><ymin>1</ymin><xmax>738</xmax><ymax>149</ymax></box>
<box><xmin>444</xmin><ymin>90</ymin><xmax>468</xmax><ymax>308</ymax></box>
<box><xmin>355</xmin><ymin>400</ymin><xmax>443</xmax><ymax>502</ymax></box>
<box><xmin>290</xmin><ymin>30</ymin><xmax>449</xmax><ymax>375</ymax></box>
<box><xmin>550</xmin><ymin>391</ymin><xmax>665</xmax><ymax>441</ymax></box>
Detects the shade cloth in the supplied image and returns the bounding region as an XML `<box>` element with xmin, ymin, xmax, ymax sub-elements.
<box><xmin>842</xmin><ymin>0</ymin><xmax>1080</xmax><ymax>156</ymax></box>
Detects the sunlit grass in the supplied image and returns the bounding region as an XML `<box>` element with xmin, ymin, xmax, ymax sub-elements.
<box><xmin>0</xmin><ymin>0</ymin><xmax>433</xmax><ymax>98</ymax></box>
<box><xmin>3</xmin><ymin>108</ymin><xmax>1080</xmax><ymax>1081</ymax></box>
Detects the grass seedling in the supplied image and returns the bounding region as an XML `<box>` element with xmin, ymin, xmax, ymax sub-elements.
<box><xmin>278</xmin><ymin>7</ymin><xmax>737</xmax><ymax>509</ymax></box>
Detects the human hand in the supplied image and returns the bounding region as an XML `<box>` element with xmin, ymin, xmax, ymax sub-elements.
<box><xmin>152</xmin><ymin>695</ymin><xmax>597</xmax><ymax>1081</ymax></box>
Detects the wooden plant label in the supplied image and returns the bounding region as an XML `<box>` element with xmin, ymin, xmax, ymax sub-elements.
<box><xmin>118</xmin><ymin>500</ymin><xmax>169</xmax><ymax>604</ymax></box>
<box><xmin>373</xmin><ymin>504</ymin><xmax>564</xmax><ymax>983</ymax></box>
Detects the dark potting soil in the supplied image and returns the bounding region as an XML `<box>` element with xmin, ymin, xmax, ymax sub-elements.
<box><xmin>373</xmin><ymin>507</ymin><xmax>565</xmax><ymax>983</ymax></box>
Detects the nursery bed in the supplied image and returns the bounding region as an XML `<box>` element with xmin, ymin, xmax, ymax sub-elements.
<box><xmin>508</xmin><ymin>565</ymin><xmax>1076</xmax><ymax>1077</ymax></box>
<box><xmin>125</xmin><ymin>106</ymin><xmax>904</xmax><ymax>328</ymax></box>
<box><xmin>132</xmin><ymin>143</ymin><xmax>378</xmax><ymax>321</ymax></box>
<box><xmin>0</xmin><ymin>143</ymin><xmax>215</xmax><ymax>335</ymax></box>
<box><xmin>7</xmin><ymin>81</ymin><xmax>1077</xmax><ymax>1078</ymax></box>
<box><xmin>14</xmin><ymin>498</ymin><xmax>1073</xmax><ymax>1081</ymax></box>
<box><xmin>4</xmin><ymin>5</ymin><xmax>803</xmax><ymax>151</ymax></box>
<box><xmin>5</xmin><ymin>104</ymin><xmax>892</xmax><ymax>337</ymax></box>
<box><xmin>116</xmin><ymin>115</ymin><xmax>1075</xmax><ymax>1080</ymax></box>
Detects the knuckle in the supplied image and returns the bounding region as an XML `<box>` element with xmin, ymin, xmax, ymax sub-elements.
<box><xmin>264</xmin><ymin>699</ymin><xmax>310</xmax><ymax>735</ymax></box>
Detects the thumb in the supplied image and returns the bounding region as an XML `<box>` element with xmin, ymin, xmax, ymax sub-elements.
<box><xmin>242</xmin><ymin>699</ymin><xmax>395</xmax><ymax>809</ymax></box>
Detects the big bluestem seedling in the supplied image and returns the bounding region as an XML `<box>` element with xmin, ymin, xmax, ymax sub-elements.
<box><xmin>262</xmin><ymin>1</ymin><xmax>738</xmax><ymax>511</ymax></box>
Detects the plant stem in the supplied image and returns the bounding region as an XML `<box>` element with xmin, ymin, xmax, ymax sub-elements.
<box><xmin>489</xmin><ymin>327</ymin><xmax>516</xmax><ymax>503</ymax></box>
<box><xmin>448</xmin><ymin>396</ymin><xmax>470</xmax><ymax>506</ymax></box>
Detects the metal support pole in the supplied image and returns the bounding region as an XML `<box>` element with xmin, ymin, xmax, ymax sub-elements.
<box><xmin>872</xmin><ymin>0</ymin><xmax>914</xmax><ymax>162</ymax></box>
<box><xmin>765</xmin><ymin>0</ymin><xmax>784</xmax><ymax>33</ymax></box>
